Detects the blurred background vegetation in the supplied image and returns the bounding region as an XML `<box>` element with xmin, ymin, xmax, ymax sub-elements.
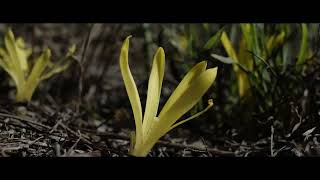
<box><xmin>0</xmin><ymin>23</ymin><xmax>319</xmax><ymax>151</ymax></box>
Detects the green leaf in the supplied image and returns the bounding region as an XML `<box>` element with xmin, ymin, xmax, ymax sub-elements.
<box><xmin>282</xmin><ymin>43</ymin><xmax>291</xmax><ymax>72</ymax></box>
<box><xmin>211</xmin><ymin>53</ymin><xmax>234</xmax><ymax>64</ymax></box>
<box><xmin>211</xmin><ymin>53</ymin><xmax>250</xmax><ymax>73</ymax></box>
<box><xmin>240</xmin><ymin>24</ymin><xmax>261</xmax><ymax>57</ymax></box>
<box><xmin>203</xmin><ymin>28</ymin><xmax>224</xmax><ymax>50</ymax></box>
<box><xmin>221</xmin><ymin>31</ymin><xmax>238</xmax><ymax>62</ymax></box>
<box><xmin>297</xmin><ymin>23</ymin><xmax>309</xmax><ymax>66</ymax></box>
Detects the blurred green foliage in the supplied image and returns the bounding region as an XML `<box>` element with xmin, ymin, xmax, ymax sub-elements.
<box><xmin>154</xmin><ymin>23</ymin><xmax>319</xmax><ymax>138</ymax></box>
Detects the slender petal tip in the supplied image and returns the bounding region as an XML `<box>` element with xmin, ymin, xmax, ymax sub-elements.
<box><xmin>208</xmin><ymin>99</ymin><xmax>214</xmax><ymax>106</ymax></box>
<box><xmin>122</xmin><ymin>36</ymin><xmax>132</xmax><ymax>49</ymax></box>
<box><xmin>209</xmin><ymin>67</ymin><xmax>218</xmax><ymax>76</ymax></box>
<box><xmin>44</xmin><ymin>48</ymin><xmax>51</xmax><ymax>58</ymax></box>
<box><xmin>158</xmin><ymin>47</ymin><xmax>164</xmax><ymax>52</ymax></box>
<box><xmin>198</xmin><ymin>61</ymin><xmax>208</xmax><ymax>68</ymax></box>
<box><xmin>6</xmin><ymin>28</ymin><xmax>14</xmax><ymax>39</ymax></box>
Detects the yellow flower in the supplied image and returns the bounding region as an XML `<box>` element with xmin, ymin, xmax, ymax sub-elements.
<box><xmin>0</xmin><ymin>28</ymin><xmax>76</xmax><ymax>102</ymax></box>
<box><xmin>119</xmin><ymin>36</ymin><xmax>218</xmax><ymax>157</ymax></box>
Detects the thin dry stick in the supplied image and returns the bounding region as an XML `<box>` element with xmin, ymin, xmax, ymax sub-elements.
<box><xmin>1</xmin><ymin>117</ymin><xmax>60</xmax><ymax>135</ymax></box>
<box><xmin>49</xmin><ymin>119</ymin><xmax>63</xmax><ymax>133</ymax></box>
<box><xmin>18</xmin><ymin>139</ymin><xmax>48</xmax><ymax>148</ymax></box>
<box><xmin>77</xmin><ymin>24</ymin><xmax>95</xmax><ymax>113</ymax></box>
<box><xmin>59</xmin><ymin>123</ymin><xmax>92</xmax><ymax>145</ymax></box>
<box><xmin>0</xmin><ymin>117</ymin><xmax>69</xmax><ymax>143</ymax></box>
<box><xmin>201</xmin><ymin>137</ymin><xmax>213</xmax><ymax>157</ymax></box>
<box><xmin>271</xmin><ymin>125</ymin><xmax>275</xmax><ymax>157</ymax></box>
<box><xmin>66</xmin><ymin>130</ymin><xmax>82</xmax><ymax>156</ymax></box>
<box><xmin>0</xmin><ymin>112</ymin><xmax>51</xmax><ymax>130</ymax></box>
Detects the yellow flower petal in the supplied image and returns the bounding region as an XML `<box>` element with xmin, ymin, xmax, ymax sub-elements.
<box><xmin>23</xmin><ymin>49</ymin><xmax>51</xmax><ymax>101</ymax></box>
<box><xmin>5</xmin><ymin>29</ymin><xmax>30</xmax><ymax>73</ymax></box>
<box><xmin>142</xmin><ymin>47</ymin><xmax>165</xmax><ymax>137</ymax></box>
<box><xmin>221</xmin><ymin>31</ymin><xmax>238</xmax><ymax>63</ymax></box>
<box><xmin>154</xmin><ymin>67</ymin><xmax>218</xmax><ymax>140</ymax></box>
<box><xmin>0</xmin><ymin>49</ymin><xmax>11</xmax><ymax>72</ymax></box>
<box><xmin>221</xmin><ymin>31</ymin><xmax>251</xmax><ymax>98</ymax></box>
<box><xmin>0</xmin><ymin>48</ymin><xmax>22</xmax><ymax>92</ymax></box>
<box><xmin>167</xmin><ymin>99</ymin><xmax>214</xmax><ymax>132</ymax></box>
<box><xmin>4</xmin><ymin>29</ymin><xmax>19</xmax><ymax>65</ymax></box>
<box><xmin>119</xmin><ymin>36</ymin><xmax>143</xmax><ymax>144</ymax></box>
<box><xmin>159</xmin><ymin>61</ymin><xmax>207</xmax><ymax>117</ymax></box>
<box><xmin>40</xmin><ymin>44</ymin><xmax>76</xmax><ymax>81</ymax></box>
<box><xmin>4</xmin><ymin>29</ymin><xmax>25</xmax><ymax>86</ymax></box>
<box><xmin>16</xmin><ymin>37</ymin><xmax>31</xmax><ymax>72</ymax></box>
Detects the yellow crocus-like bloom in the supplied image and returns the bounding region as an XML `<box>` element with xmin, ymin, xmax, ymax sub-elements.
<box><xmin>119</xmin><ymin>36</ymin><xmax>218</xmax><ymax>157</ymax></box>
<box><xmin>0</xmin><ymin>28</ymin><xmax>76</xmax><ymax>102</ymax></box>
